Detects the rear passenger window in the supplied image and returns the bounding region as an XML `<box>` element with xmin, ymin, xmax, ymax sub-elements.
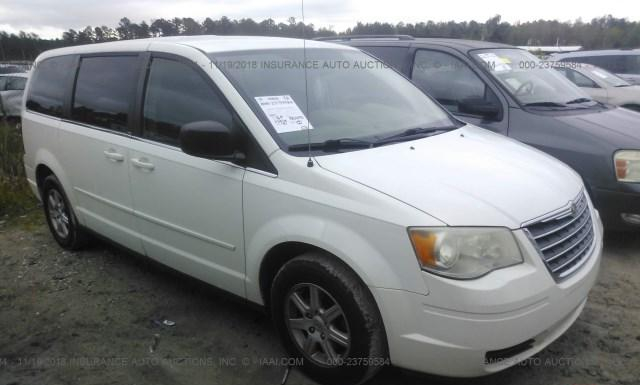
<box><xmin>412</xmin><ymin>50</ymin><xmax>500</xmax><ymax>115</ymax></box>
<box><xmin>142</xmin><ymin>58</ymin><xmax>233</xmax><ymax>146</ymax></box>
<box><xmin>26</xmin><ymin>55</ymin><xmax>74</xmax><ymax>117</ymax></box>
<box><xmin>6</xmin><ymin>77</ymin><xmax>27</xmax><ymax>91</ymax></box>
<box><xmin>72</xmin><ymin>56</ymin><xmax>139</xmax><ymax>132</ymax></box>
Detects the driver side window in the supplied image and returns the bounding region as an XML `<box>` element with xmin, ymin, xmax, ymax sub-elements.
<box><xmin>143</xmin><ymin>57</ymin><xmax>233</xmax><ymax>146</ymax></box>
<box><xmin>411</xmin><ymin>50</ymin><xmax>500</xmax><ymax>117</ymax></box>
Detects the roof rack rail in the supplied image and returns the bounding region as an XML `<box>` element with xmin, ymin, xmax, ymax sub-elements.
<box><xmin>314</xmin><ymin>34</ymin><xmax>414</xmax><ymax>41</ymax></box>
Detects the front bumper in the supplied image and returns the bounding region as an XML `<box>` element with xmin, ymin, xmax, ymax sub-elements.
<box><xmin>373</xmin><ymin>212</ymin><xmax>603</xmax><ymax>377</ymax></box>
<box><xmin>591</xmin><ymin>185</ymin><xmax>640</xmax><ymax>230</ymax></box>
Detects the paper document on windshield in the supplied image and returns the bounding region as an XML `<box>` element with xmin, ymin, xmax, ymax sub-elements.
<box><xmin>255</xmin><ymin>95</ymin><xmax>314</xmax><ymax>134</ymax></box>
<box><xmin>477</xmin><ymin>53</ymin><xmax>512</xmax><ymax>72</ymax></box>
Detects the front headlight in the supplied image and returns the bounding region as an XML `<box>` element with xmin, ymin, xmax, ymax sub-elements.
<box><xmin>615</xmin><ymin>150</ymin><xmax>640</xmax><ymax>182</ymax></box>
<box><xmin>408</xmin><ymin>227</ymin><xmax>523</xmax><ymax>279</ymax></box>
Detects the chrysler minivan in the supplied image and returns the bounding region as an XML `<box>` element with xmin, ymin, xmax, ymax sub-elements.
<box><xmin>331</xmin><ymin>36</ymin><xmax>640</xmax><ymax>230</ymax></box>
<box><xmin>22</xmin><ymin>36</ymin><xmax>602</xmax><ymax>384</ymax></box>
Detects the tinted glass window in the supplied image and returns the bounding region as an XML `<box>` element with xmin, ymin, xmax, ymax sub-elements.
<box><xmin>412</xmin><ymin>50</ymin><xmax>499</xmax><ymax>115</ymax></box>
<box><xmin>72</xmin><ymin>56</ymin><xmax>138</xmax><ymax>132</ymax></box>
<box><xmin>0</xmin><ymin>77</ymin><xmax>6</xmax><ymax>90</ymax></box>
<box><xmin>588</xmin><ymin>56</ymin><xmax>623</xmax><ymax>73</ymax></box>
<box><xmin>143</xmin><ymin>58</ymin><xmax>233</xmax><ymax>146</ymax></box>
<box><xmin>6</xmin><ymin>77</ymin><xmax>27</xmax><ymax>91</ymax></box>
<box><xmin>26</xmin><ymin>56</ymin><xmax>74</xmax><ymax>117</ymax></box>
<box><xmin>363</xmin><ymin>46</ymin><xmax>409</xmax><ymax>73</ymax></box>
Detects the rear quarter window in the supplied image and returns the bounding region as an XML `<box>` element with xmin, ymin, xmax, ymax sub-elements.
<box><xmin>26</xmin><ymin>55</ymin><xmax>75</xmax><ymax>117</ymax></box>
<box><xmin>359</xmin><ymin>46</ymin><xmax>409</xmax><ymax>73</ymax></box>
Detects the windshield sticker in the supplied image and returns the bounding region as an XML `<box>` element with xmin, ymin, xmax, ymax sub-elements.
<box><xmin>478</xmin><ymin>53</ymin><xmax>512</xmax><ymax>72</ymax></box>
<box><xmin>592</xmin><ymin>70</ymin><xmax>608</xmax><ymax>79</ymax></box>
<box><xmin>255</xmin><ymin>95</ymin><xmax>314</xmax><ymax>134</ymax></box>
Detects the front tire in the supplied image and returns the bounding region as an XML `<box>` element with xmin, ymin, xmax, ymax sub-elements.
<box><xmin>42</xmin><ymin>175</ymin><xmax>88</xmax><ymax>250</ymax></box>
<box><xmin>271</xmin><ymin>252</ymin><xmax>387</xmax><ymax>385</ymax></box>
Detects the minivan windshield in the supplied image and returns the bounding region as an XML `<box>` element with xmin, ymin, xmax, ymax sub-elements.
<box><xmin>210</xmin><ymin>48</ymin><xmax>457</xmax><ymax>151</ymax></box>
<box><xmin>472</xmin><ymin>49</ymin><xmax>594</xmax><ymax>108</ymax></box>
<box><xmin>582</xmin><ymin>66</ymin><xmax>631</xmax><ymax>87</ymax></box>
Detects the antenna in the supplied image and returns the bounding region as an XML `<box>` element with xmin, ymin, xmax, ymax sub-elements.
<box><xmin>301</xmin><ymin>0</ymin><xmax>314</xmax><ymax>167</ymax></box>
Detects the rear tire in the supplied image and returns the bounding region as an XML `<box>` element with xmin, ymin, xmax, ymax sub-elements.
<box><xmin>271</xmin><ymin>252</ymin><xmax>387</xmax><ymax>385</ymax></box>
<box><xmin>42</xmin><ymin>175</ymin><xmax>89</xmax><ymax>250</ymax></box>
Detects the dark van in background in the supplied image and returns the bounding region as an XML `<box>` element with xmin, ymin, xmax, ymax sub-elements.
<box><xmin>324</xmin><ymin>36</ymin><xmax>640</xmax><ymax>230</ymax></box>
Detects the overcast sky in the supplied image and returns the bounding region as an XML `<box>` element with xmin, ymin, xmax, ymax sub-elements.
<box><xmin>1</xmin><ymin>0</ymin><xmax>639</xmax><ymax>39</ymax></box>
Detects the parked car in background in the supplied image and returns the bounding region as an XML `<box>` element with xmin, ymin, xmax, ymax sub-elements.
<box><xmin>0</xmin><ymin>72</ymin><xmax>28</xmax><ymax>121</ymax></box>
<box><xmin>23</xmin><ymin>36</ymin><xmax>602</xmax><ymax>384</ymax></box>
<box><xmin>551</xmin><ymin>50</ymin><xmax>640</xmax><ymax>85</ymax></box>
<box><xmin>554</xmin><ymin>63</ymin><xmax>640</xmax><ymax>111</ymax></box>
<box><xmin>327</xmin><ymin>36</ymin><xmax>640</xmax><ymax>230</ymax></box>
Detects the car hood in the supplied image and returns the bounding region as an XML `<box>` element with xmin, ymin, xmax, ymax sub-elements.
<box><xmin>315</xmin><ymin>125</ymin><xmax>583</xmax><ymax>229</ymax></box>
<box><xmin>554</xmin><ymin>106</ymin><xmax>640</xmax><ymax>145</ymax></box>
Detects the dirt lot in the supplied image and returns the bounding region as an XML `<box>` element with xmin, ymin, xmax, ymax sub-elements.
<box><xmin>0</xmin><ymin>210</ymin><xmax>639</xmax><ymax>385</ymax></box>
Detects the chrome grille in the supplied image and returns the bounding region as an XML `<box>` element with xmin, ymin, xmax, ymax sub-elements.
<box><xmin>525</xmin><ymin>192</ymin><xmax>595</xmax><ymax>281</ymax></box>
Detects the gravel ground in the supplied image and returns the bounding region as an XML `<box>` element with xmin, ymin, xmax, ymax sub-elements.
<box><xmin>0</xmin><ymin>210</ymin><xmax>639</xmax><ymax>385</ymax></box>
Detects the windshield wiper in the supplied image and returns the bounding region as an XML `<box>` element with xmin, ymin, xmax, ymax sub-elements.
<box><xmin>288</xmin><ymin>138</ymin><xmax>373</xmax><ymax>152</ymax></box>
<box><xmin>523</xmin><ymin>101</ymin><xmax>568</xmax><ymax>108</ymax></box>
<box><xmin>373</xmin><ymin>126</ymin><xmax>456</xmax><ymax>146</ymax></box>
<box><xmin>566</xmin><ymin>98</ymin><xmax>594</xmax><ymax>105</ymax></box>
<box><xmin>287</xmin><ymin>126</ymin><xmax>457</xmax><ymax>152</ymax></box>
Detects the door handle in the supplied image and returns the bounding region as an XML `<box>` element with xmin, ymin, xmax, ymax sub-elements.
<box><xmin>131</xmin><ymin>157</ymin><xmax>155</xmax><ymax>171</ymax></box>
<box><xmin>103</xmin><ymin>149</ymin><xmax>125</xmax><ymax>162</ymax></box>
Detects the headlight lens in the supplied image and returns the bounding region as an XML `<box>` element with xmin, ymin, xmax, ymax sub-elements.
<box><xmin>615</xmin><ymin>150</ymin><xmax>640</xmax><ymax>182</ymax></box>
<box><xmin>408</xmin><ymin>227</ymin><xmax>523</xmax><ymax>279</ymax></box>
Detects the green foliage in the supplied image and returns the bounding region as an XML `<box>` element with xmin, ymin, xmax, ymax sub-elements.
<box><xmin>2</xmin><ymin>14</ymin><xmax>636</xmax><ymax>61</ymax></box>
<box><xmin>0</xmin><ymin>120</ymin><xmax>36</xmax><ymax>216</ymax></box>
<box><xmin>0</xmin><ymin>31</ymin><xmax>65</xmax><ymax>61</ymax></box>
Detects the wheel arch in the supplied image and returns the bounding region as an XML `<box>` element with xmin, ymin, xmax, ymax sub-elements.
<box><xmin>33</xmin><ymin>149</ymin><xmax>78</xmax><ymax>211</ymax></box>
<box><xmin>258</xmin><ymin>241</ymin><xmax>376</xmax><ymax>311</ymax></box>
<box><xmin>248</xmin><ymin>216</ymin><xmax>420</xmax><ymax>309</ymax></box>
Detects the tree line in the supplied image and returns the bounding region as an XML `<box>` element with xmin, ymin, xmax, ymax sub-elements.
<box><xmin>0</xmin><ymin>14</ymin><xmax>639</xmax><ymax>61</ymax></box>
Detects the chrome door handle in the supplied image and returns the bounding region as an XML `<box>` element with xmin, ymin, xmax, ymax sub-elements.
<box><xmin>131</xmin><ymin>157</ymin><xmax>155</xmax><ymax>171</ymax></box>
<box><xmin>103</xmin><ymin>149</ymin><xmax>124</xmax><ymax>162</ymax></box>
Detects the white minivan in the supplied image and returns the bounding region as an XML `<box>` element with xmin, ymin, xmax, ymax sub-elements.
<box><xmin>22</xmin><ymin>36</ymin><xmax>603</xmax><ymax>384</ymax></box>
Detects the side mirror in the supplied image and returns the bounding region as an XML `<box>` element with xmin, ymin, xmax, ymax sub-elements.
<box><xmin>179</xmin><ymin>121</ymin><xmax>245</xmax><ymax>161</ymax></box>
<box><xmin>458</xmin><ymin>98</ymin><xmax>500</xmax><ymax>119</ymax></box>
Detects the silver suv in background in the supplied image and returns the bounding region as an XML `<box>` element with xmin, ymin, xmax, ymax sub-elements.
<box><xmin>552</xmin><ymin>50</ymin><xmax>640</xmax><ymax>85</ymax></box>
<box><xmin>0</xmin><ymin>73</ymin><xmax>28</xmax><ymax>121</ymax></box>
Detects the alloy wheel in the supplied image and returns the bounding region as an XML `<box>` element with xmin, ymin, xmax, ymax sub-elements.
<box><xmin>285</xmin><ymin>283</ymin><xmax>351</xmax><ymax>366</ymax></box>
